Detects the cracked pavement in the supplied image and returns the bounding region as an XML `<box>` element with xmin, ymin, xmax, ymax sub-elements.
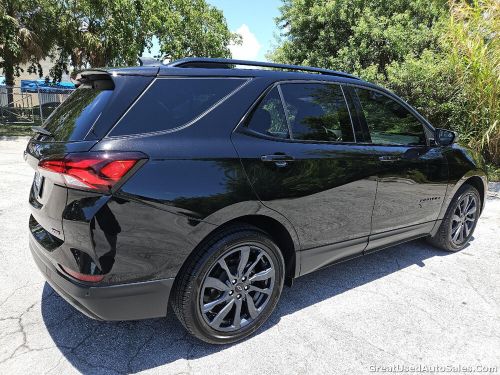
<box><xmin>1</xmin><ymin>137</ymin><xmax>499</xmax><ymax>374</ymax></box>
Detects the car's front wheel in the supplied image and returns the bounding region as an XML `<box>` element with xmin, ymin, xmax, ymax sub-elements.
<box><xmin>428</xmin><ymin>184</ymin><xmax>481</xmax><ymax>252</ymax></box>
<box><xmin>171</xmin><ymin>225</ymin><xmax>285</xmax><ymax>344</ymax></box>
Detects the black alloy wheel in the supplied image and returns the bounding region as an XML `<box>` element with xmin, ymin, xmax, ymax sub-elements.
<box><xmin>171</xmin><ymin>225</ymin><xmax>285</xmax><ymax>344</ymax></box>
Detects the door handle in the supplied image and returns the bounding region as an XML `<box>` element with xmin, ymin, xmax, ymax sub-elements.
<box><xmin>261</xmin><ymin>154</ymin><xmax>294</xmax><ymax>168</ymax></box>
<box><xmin>378</xmin><ymin>155</ymin><xmax>401</xmax><ymax>162</ymax></box>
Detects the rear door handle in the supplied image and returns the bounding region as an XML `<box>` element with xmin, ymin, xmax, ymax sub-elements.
<box><xmin>378</xmin><ymin>155</ymin><xmax>401</xmax><ymax>162</ymax></box>
<box><xmin>261</xmin><ymin>154</ymin><xmax>294</xmax><ymax>168</ymax></box>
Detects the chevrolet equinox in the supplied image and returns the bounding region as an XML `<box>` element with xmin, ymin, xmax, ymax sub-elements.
<box><xmin>25</xmin><ymin>58</ymin><xmax>487</xmax><ymax>344</ymax></box>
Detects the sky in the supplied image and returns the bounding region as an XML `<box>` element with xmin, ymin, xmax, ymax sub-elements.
<box><xmin>144</xmin><ymin>0</ymin><xmax>282</xmax><ymax>62</ymax></box>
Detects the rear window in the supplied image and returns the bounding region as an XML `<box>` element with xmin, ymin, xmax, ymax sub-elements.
<box><xmin>109</xmin><ymin>78</ymin><xmax>247</xmax><ymax>136</ymax></box>
<box><xmin>42</xmin><ymin>87</ymin><xmax>113</xmax><ymax>141</ymax></box>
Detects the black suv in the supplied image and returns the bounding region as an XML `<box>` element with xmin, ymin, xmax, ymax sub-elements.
<box><xmin>25</xmin><ymin>58</ymin><xmax>487</xmax><ymax>344</ymax></box>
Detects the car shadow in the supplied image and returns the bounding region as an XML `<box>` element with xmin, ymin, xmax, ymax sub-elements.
<box><xmin>41</xmin><ymin>238</ymin><xmax>451</xmax><ymax>373</ymax></box>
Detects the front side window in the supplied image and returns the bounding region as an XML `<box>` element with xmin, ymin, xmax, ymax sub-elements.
<box><xmin>280</xmin><ymin>83</ymin><xmax>354</xmax><ymax>142</ymax></box>
<box><xmin>110</xmin><ymin>78</ymin><xmax>247</xmax><ymax>136</ymax></box>
<box><xmin>246</xmin><ymin>87</ymin><xmax>289</xmax><ymax>139</ymax></box>
<box><xmin>354</xmin><ymin>87</ymin><xmax>426</xmax><ymax>145</ymax></box>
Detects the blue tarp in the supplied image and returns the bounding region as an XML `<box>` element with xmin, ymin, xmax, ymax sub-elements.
<box><xmin>0</xmin><ymin>76</ymin><xmax>75</xmax><ymax>92</ymax></box>
<box><xmin>20</xmin><ymin>79</ymin><xmax>75</xmax><ymax>93</ymax></box>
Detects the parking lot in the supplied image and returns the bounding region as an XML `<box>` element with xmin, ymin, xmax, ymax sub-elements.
<box><xmin>0</xmin><ymin>137</ymin><xmax>499</xmax><ymax>374</ymax></box>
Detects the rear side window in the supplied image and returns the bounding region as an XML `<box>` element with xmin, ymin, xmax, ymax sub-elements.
<box><xmin>354</xmin><ymin>87</ymin><xmax>426</xmax><ymax>145</ymax></box>
<box><xmin>110</xmin><ymin>78</ymin><xmax>247</xmax><ymax>136</ymax></box>
<box><xmin>42</xmin><ymin>87</ymin><xmax>113</xmax><ymax>141</ymax></box>
<box><xmin>246</xmin><ymin>87</ymin><xmax>289</xmax><ymax>139</ymax></box>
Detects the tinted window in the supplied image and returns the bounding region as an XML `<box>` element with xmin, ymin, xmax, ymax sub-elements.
<box><xmin>280</xmin><ymin>83</ymin><xmax>354</xmax><ymax>142</ymax></box>
<box><xmin>246</xmin><ymin>87</ymin><xmax>289</xmax><ymax>139</ymax></box>
<box><xmin>42</xmin><ymin>88</ymin><xmax>113</xmax><ymax>141</ymax></box>
<box><xmin>111</xmin><ymin>78</ymin><xmax>246</xmax><ymax>136</ymax></box>
<box><xmin>355</xmin><ymin>87</ymin><xmax>426</xmax><ymax>145</ymax></box>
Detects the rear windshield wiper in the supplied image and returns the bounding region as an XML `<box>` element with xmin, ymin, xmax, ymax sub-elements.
<box><xmin>31</xmin><ymin>126</ymin><xmax>53</xmax><ymax>137</ymax></box>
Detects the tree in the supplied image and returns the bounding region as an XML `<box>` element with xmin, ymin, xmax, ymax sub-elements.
<box><xmin>0</xmin><ymin>0</ymin><xmax>59</xmax><ymax>107</ymax></box>
<box><xmin>148</xmin><ymin>0</ymin><xmax>236</xmax><ymax>60</ymax></box>
<box><xmin>269</xmin><ymin>0</ymin><xmax>447</xmax><ymax>79</ymax></box>
<box><xmin>1</xmin><ymin>0</ymin><xmax>236</xmax><ymax>86</ymax></box>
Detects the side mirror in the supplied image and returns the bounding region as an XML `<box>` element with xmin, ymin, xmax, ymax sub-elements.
<box><xmin>435</xmin><ymin>128</ymin><xmax>457</xmax><ymax>146</ymax></box>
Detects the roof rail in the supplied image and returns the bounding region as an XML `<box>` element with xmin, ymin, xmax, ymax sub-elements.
<box><xmin>167</xmin><ymin>57</ymin><xmax>359</xmax><ymax>80</ymax></box>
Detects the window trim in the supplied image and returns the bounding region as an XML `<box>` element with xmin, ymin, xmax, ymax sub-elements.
<box><xmin>236</xmin><ymin>79</ymin><xmax>360</xmax><ymax>145</ymax></box>
<box><xmin>105</xmin><ymin>76</ymin><xmax>251</xmax><ymax>139</ymax></box>
<box><xmin>343</xmin><ymin>83</ymin><xmax>433</xmax><ymax>147</ymax></box>
<box><xmin>277</xmin><ymin>84</ymin><xmax>294</xmax><ymax>139</ymax></box>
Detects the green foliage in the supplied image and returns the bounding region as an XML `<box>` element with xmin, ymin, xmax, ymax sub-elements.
<box><xmin>270</xmin><ymin>0</ymin><xmax>448</xmax><ymax>77</ymax></box>
<box><xmin>0</xmin><ymin>0</ymin><xmax>235</xmax><ymax>85</ymax></box>
<box><xmin>148</xmin><ymin>0</ymin><xmax>236</xmax><ymax>60</ymax></box>
<box><xmin>384</xmin><ymin>50</ymin><xmax>467</xmax><ymax>130</ymax></box>
<box><xmin>270</xmin><ymin>0</ymin><xmax>499</xmax><ymax>165</ymax></box>
<box><xmin>444</xmin><ymin>0</ymin><xmax>499</xmax><ymax>164</ymax></box>
<box><xmin>0</xmin><ymin>0</ymin><xmax>60</xmax><ymax>85</ymax></box>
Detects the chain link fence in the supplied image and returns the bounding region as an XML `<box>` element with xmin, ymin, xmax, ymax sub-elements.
<box><xmin>0</xmin><ymin>86</ymin><xmax>75</xmax><ymax>126</ymax></box>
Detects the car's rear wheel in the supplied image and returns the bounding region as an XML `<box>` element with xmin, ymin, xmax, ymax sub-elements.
<box><xmin>428</xmin><ymin>184</ymin><xmax>481</xmax><ymax>252</ymax></box>
<box><xmin>171</xmin><ymin>225</ymin><xmax>285</xmax><ymax>344</ymax></box>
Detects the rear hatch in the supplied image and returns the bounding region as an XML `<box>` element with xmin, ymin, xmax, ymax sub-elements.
<box><xmin>25</xmin><ymin>68</ymin><xmax>156</xmax><ymax>244</ymax></box>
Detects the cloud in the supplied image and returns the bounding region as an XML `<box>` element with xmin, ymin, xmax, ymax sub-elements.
<box><xmin>229</xmin><ymin>24</ymin><xmax>261</xmax><ymax>61</ymax></box>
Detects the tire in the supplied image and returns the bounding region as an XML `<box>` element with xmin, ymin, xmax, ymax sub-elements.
<box><xmin>171</xmin><ymin>224</ymin><xmax>285</xmax><ymax>344</ymax></box>
<box><xmin>427</xmin><ymin>184</ymin><xmax>481</xmax><ymax>252</ymax></box>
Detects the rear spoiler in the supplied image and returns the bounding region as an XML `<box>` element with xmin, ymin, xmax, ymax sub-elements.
<box><xmin>76</xmin><ymin>70</ymin><xmax>114</xmax><ymax>89</ymax></box>
<box><xmin>77</xmin><ymin>65</ymin><xmax>160</xmax><ymax>84</ymax></box>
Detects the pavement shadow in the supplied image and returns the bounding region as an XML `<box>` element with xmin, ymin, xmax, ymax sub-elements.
<box><xmin>41</xmin><ymin>238</ymin><xmax>450</xmax><ymax>374</ymax></box>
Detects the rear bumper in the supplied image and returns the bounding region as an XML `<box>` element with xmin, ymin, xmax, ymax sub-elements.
<box><xmin>30</xmin><ymin>235</ymin><xmax>174</xmax><ymax>321</ymax></box>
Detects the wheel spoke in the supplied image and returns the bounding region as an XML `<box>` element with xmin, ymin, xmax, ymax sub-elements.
<box><xmin>205</xmin><ymin>277</ymin><xmax>229</xmax><ymax>292</ymax></box>
<box><xmin>466</xmin><ymin>206</ymin><xmax>476</xmax><ymax>216</ymax></box>
<box><xmin>246</xmin><ymin>295</ymin><xmax>259</xmax><ymax>319</ymax></box>
<box><xmin>458</xmin><ymin>225</ymin><xmax>465</xmax><ymax>242</ymax></box>
<box><xmin>237</xmin><ymin>246</ymin><xmax>250</xmax><ymax>277</ymax></box>
<box><xmin>210</xmin><ymin>299</ymin><xmax>235</xmax><ymax>329</ymax></box>
<box><xmin>244</xmin><ymin>253</ymin><xmax>263</xmax><ymax>277</ymax></box>
<box><xmin>203</xmin><ymin>293</ymin><xmax>231</xmax><ymax>313</ymax></box>
<box><xmin>218</xmin><ymin>258</ymin><xmax>235</xmax><ymax>280</ymax></box>
<box><xmin>461</xmin><ymin>196</ymin><xmax>469</xmax><ymax>214</ymax></box>
<box><xmin>233</xmin><ymin>298</ymin><xmax>243</xmax><ymax>329</ymax></box>
<box><xmin>463</xmin><ymin>222</ymin><xmax>471</xmax><ymax>237</ymax></box>
<box><xmin>249</xmin><ymin>267</ymin><xmax>274</xmax><ymax>282</ymax></box>
<box><xmin>452</xmin><ymin>214</ymin><xmax>461</xmax><ymax>223</ymax></box>
<box><xmin>465</xmin><ymin>196</ymin><xmax>474</xmax><ymax>211</ymax></box>
<box><xmin>452</xmin><ymin>224</ymin><xmax>462</xmax><ymax>241</ymax></box>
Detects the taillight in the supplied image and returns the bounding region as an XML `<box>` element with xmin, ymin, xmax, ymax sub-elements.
<box><xmin>60</xmin><ymin>265</ymin><xmax>105</xmax><ymax>283</ymax></box>
<box><xmin>38</xmin><ymin>152</ymin><xmax>146</xmax><ymax>192</ymax></box>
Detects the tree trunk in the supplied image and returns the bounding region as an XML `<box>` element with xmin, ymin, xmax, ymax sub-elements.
<box><xmin>3</xmin><ymin>1</ymin><xmax>16</xmax><ymax>122</ymax></box>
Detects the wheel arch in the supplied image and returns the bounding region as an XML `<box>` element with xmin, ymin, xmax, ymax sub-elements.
<box><xmin>224</xmin><ymin>215</ymin><xmax>298</xmax><ymax>285</ymax></box>
<box><xmin>439</xmin><ymin>173</ymin><xmax>487</xmax><ymax>222</ymax></box>
<box><xmin>177</xmin><ymin>213</ymin><xmax>300</xmax><ymax>290</ymax></box>
<box><xmin>463</xmin><ymin>176</ymin><xmax>486</xmax><ymax>213</ymax></box>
